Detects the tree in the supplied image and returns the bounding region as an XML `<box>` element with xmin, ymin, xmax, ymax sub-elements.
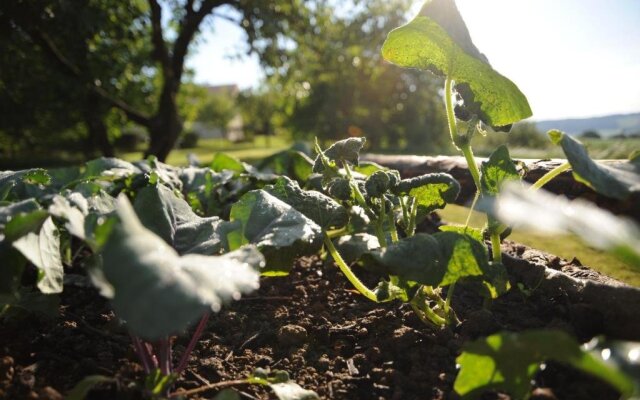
<box><xmin>269</xmin><ymin>0</ymin><xmax>447</xmax><ymax>153</ymax></box>
<box><xmin>0</xmin><ymin>0</ymin><xmax>153</xmax><ymax>158</ymax></box>
<box><xmin>581</xmin><ymin>130</ymin><xmax>602</xmax><ymax>139</ymax></box>
<box><xmin>2</xmin><ymin>0</ymin><xmax>308</xmax><ymax>161</ymax></box>
<box><xmin>237</xmin><ymin>85</ymin><xmax>283</xmax><ymax>145</ymax></box>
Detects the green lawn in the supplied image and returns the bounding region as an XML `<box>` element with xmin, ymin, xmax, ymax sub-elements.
<box><xmin>480</xmin><ymin>138</ymin><xmax>640</xmax><ymax>160</ymax></box>
<box><xmin>120</xmin><ymin>136</ymin><xmax>292</xmax><ymax>165</ymax></box>
<box><xmin>438</xmin><ymin>204</ymin><xmax>640</xmax><ymax>287</ymax></box>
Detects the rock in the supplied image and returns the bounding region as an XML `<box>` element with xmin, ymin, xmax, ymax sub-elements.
<box><xmin>277</xmin><ymin>324</ymin><xmax>308</xmax><ymax>347</ymax></box>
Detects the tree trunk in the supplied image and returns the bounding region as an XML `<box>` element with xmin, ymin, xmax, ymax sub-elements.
<box><xmin>145</xmin><ymin>88</ymin><xmax>183</xmax><ymax>162</ymax></box>
<box><xmin>84</xmin><ymin>95</ymin><xmax>114</xmax><ymax>157</ymax></box>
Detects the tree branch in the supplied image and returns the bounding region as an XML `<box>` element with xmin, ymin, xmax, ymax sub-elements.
<box><xmin>171</xmin><ymin>0</ymin><xmax>228</xmax><ymax>82</ymax></box>
<box><xmin>25</xmin><ymin>27</ymin><xmax>150</xmax><ymax>126</ymax></box>
<box><xmin>148</xmin><ymin>0</ymin><xmax>171</xmax><ymax>75</ymax></box>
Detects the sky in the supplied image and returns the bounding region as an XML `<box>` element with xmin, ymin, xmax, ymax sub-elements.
<box><xmin>187</xmin><ymin>0</ymin><xmax>640</xmax><ymax>121</ymax></box>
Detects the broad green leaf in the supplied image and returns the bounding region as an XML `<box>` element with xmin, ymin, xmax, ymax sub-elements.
<box><xmin>100</xmin><ymin>195</ymin><xmax>262</xmax><ymax>339</ymax></box>
<box><xmin>49</xmin><ymin>194</ymin><xmax>87</xmax><ymax>239</ymax></box>
<box><xmin>434</xmin><ymin>228</ymin><xmax>508</xmax><ymax>298</ymax></box>
<box><xmin>12</xmin><ymin>217</ymin><xmax>64</xmax><ymax>294</ymax></box>
<box><xmin>313</xmin><ymin>137</ymin><xmax>366</xmax><ymax>173</ymax></box>
<box><xmin>3</xmin><ymin>209</ymin><xmax>49</xmax><ymax>242</ymax></box>
<box><xmin>83</xmin><ymin>157</ymin><xmax>139</xmax><ymax>179</ymax></box>
<box><xmin>548</xmin><ymin>130</ymin><xmax>640</xmax><ymax>200</ymax></box>
<box><xmin>381</xmin><ymin>0</ymin><xmax>532</xmax><ymax>129</ymax></box>
<box><xmin>265</xmin><ymin>176</ymin><xmax>349</xmax><ymax>230</ymax></box>
<box><xmin>0</xmin><ymin>199</ymin><xmax>41</xmax><ymax>228</ymax></box>
<box><xmin>0</xmin><ymin>169</ymin><xmax>51</xmax><ymax>201</ymax></box>
<box><xmin>487</xmin><ymin>183</ymin><xmax>640</xmax><ymax>268</ymax></box>
<box><xmin>134</xmin><ymin>184</ymin><xmax>230</xmax><ymax>255</ymax></box>
<box><xmin>228</xmin><ymin>190</ymin><xmax>322</xmax><ymax>275</ymax></box>
<box><xmin>364</xmin><ymin>231</ymin><xmax>490</xmax><ymax>288</ymax></box>
<box><xmin>66</xmin><ymin>375</ymin><xmax>114</xmax><ymax>400</ymax></box>
<box><xmin>433</xmin><ymin>231</ymin><xmax>488</xmax><ymax>287</ymax></box>
<box><xmin>210</xmin><ymin>152</ymin><xmax>247</xmax><ymax>174</ymax></box>
<box><xmin>454</xmin><ymin>330</ymin><xmax>635</xmax><ymax>399</ymax></box>
<box><xmin>257</xmin><ymin>149</ymin><xmax>314</xmax><ymax>183</ymax></box>
<box><xmin>334</xmin><ymin>234</ymin><xmax>380</xmax><ymax>265</ymax></box>
<box><xmin>367</xmin><ymin>234</ymin><xmax>444</xmax><ymax>285</ymax></box>
<box><xmin>480</xmin><ymin>145</ymin><xmax>520</xmax><ymax>196</ymax></box>
<box><xmin>394</xmin><ymin>173</ymin><xmax>460</xmax><ymax>214</ymax></box>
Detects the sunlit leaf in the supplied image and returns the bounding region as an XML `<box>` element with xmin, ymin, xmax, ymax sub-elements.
<box><xmin>381</xmin><ymin>0</ymin><xmax>532</xmax><ymax>129</ymax></box>
<box><xmin>455</xmin><ymin>330</ymin><xmax>635</xmax><ymax>399</ymax></box>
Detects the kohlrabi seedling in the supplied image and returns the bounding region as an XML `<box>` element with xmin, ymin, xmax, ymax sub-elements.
<box><xmin>382</xmin><ymin>0</ymin><xmax>533</xmax><ymax>262</ymax></box>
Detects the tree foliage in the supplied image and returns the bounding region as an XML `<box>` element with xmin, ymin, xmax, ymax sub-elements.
<box><xmin>244</xmin><ymin>0</ymin><xmax>448</xmax><ymax>153</ymax></box>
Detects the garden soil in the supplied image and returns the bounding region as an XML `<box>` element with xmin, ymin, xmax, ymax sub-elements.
<box><xmin>0</xmin><ymin>241</ymin><xmax>633</xmax><ymax>400</ymax></box>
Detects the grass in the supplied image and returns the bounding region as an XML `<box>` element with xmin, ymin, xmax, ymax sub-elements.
<box><xmin>438</xmin><ymin>204</ymin><xmax>640</xmax><ymax>287</ymax></box>
<box><xmin>473</xmin><ymin>138</ymin><xmax>640</xmax><ymax>160</ymax></box>
<box><xmin>119</xmin><ymin>136</ymin><xmax>292</xmax><ymax>165</ymax></box>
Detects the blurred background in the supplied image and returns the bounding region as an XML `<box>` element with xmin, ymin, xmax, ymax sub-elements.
<box><xmin>1</xmin><ymin>0</ymin><xmax>639</xmax><ymax>168</ymax></box>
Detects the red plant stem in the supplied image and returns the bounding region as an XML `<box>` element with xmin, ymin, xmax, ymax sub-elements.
<box><xmin>175</xmin><ymin>313</ymin><xmax>210</xmax><ymax>374</ymax></box>
<box><xmin>158</xmin><ymin>338</ymin><xmax>171</xmax><ymax>376</ymax></box>
<box><xmin>145</xmin><ymin>341</ymin><xmax>159</xmax><ymax>369</ymax></box>
<box><xmin>130</xmin><ymin>334</ymin><xmax>152</xmax><ymax>373</ymax></box>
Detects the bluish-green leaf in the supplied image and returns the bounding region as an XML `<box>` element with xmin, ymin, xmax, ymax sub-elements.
<box><xmin>228</xmin><ymin>190</ymin><xmax>322</xmax><ymax>275</ymax></box>
<box><xmin>12</xmin><ymin>217</ymin><xmax>64</xmax><ymax>294</ymax></box>
<box><xmin>100</xmin><ymin>195</ymin><xmax>262</xmax><ymax>339</ymax></box>
<box><xmin>548</xmin><ymin>130</ymin><xmax>640</xmax><ymax>200</ymax></box>
<box><xmin>134</xmin><ymin>184</ymin><xmax>230</xmax><ymax>255</ymax></box>
<box><xmin>265</xmin><ymin>176</ymin><xmax>349</xmax><ymax>230</ymax></box>
<box><xmin>313</xmin><ymin>137</ymin><xmax>366</xmax><ymax>173</ymax></box>
<box><xmin>381</xmin><ymin>0</ymin><xmax>532</xmax><ymax>129</ymax></box>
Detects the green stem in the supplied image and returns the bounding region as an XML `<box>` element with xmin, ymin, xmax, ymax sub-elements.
<box><xmin>388</xmin><ymin>211</ymin><xmax>399</xmax><ymax>243</ymax></box>
<box><xmin>410</xmin><ymin>301</ymin><xmax>447</xmax><ymax>327</ymax></box>
<box><xmin>490</xmin><ymin>231</ymin><xmax>502</xmax><ymax>263</ymax></box>
<box><xmin>460</xmin><ymin>144</ymin><xmax>482</xmax><ymax>191</ymax></box>
<box><xmin>444</xmin><ymin>282</ymin><xmax>455</xmax><ymax>316</ymax></box>
<box><xmin>530</xmin><ymin>162</ymin><xmax>571</xmax><ymax>191</ymax></box>
<box><xmin>326</xmin><ymin>226</ymin><xmax>349</xmax><ymax>239</ymax></box>
<box><xmin>400</xmin><ymin>196</ymin><xmax>409</xmax><ymax>229</ymax></box>
<box><xmin>444</xmin><ymin>77</ymin><xmax>458</xmax><ymax>146</ymax></box>
<box><xmin>323</xmin><ymin>235</ymin><xmax>378</xmax><ymax>302</ymax></box>
<box><xmin>407</xmin><ymin>197</ymin><xmax>418</xmax><ymax>237</ymax></box>
<box><xmin>465</xmin><ymin>191</ymin><xmax>480</xmax><ymax>227</ymax></box>
<box><xmin>377</xmin><ymin>199</ymin><xmax>388</xmax><ymax>247</ymax></box>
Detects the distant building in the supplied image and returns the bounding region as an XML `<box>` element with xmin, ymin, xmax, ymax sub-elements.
<box><xmin>192</xmin><ymin>84</ymin><xmax>245</xmax><ymax>141</ymax></box>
